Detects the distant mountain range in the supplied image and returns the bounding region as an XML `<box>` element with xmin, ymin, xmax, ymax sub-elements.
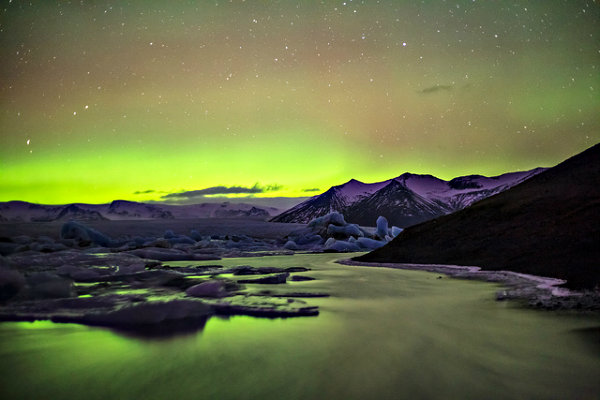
<box><xmin>356</xmin><ymin>143</ymin><xmax>600</xmax><ymax>290</ymax></box>
<box><xmin>271</xmin><ymin>168</ymin><xmax>546</xmax><ymax>227</ymax></box>
<box><xmin>0</xmin><ymin>200</ymin><xmax>280</xmax><ymax>222</ymax></box>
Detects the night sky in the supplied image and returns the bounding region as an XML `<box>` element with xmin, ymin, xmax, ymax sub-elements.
<box><xmin>1</xmin><ymin>1</ymin><xmax>598</xmax><ymax>205</ymax></box>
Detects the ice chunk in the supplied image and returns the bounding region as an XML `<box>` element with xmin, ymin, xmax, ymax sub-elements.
<box><xmin>375</xmin><ymin>216</ymin><xmax>389</xmax><ymax>240</ymax></box>
<box><xmin>56</xmin><ymin>264</ymin><xmax>103</xmax><ymax>281</ymax></box>
<box><xmin>0</xmin><ymin>267</ymin><xmax>25</xmax><ymax>301</ymax></box>
<box><xmin>116</xmin><ymin>263</ymin><xmax>146</xmax><ymax>275</ymax></box>
<box><xmin>283</xmin><ymin>240</ymin><xmax>299</xmax><ymax>250</ymax></box>
<box><xmin>327</xmin><ymin>223</ymin><xmax>363</xmax><ymax>238</ymax></box>
<box><xmin>238</xmin><ymin>272</ymin><xmax>289</xmax><ymax>284</ymax></box>
<box><xmin>128</xmin><ymin>248</ymin><xmax>220</xmax><ymax>261</ymax></box>
<box><xmin>36</xmin><ymin>235</ymin><xmax>55</xmax><ymax>243</ymax></box>
<box><xmin>324</xmin><ymin>237</ymin><xmax>336</xmax><ymax>247</ymax></box>
<box><xmin>60</xmin><ymin>221</ymin><xmax>115</xmax><ymax>247</ymax></box>
<box><xmin>308</xmin><ymin>212</ymin><xmax>346</xmax><ymax>229</ymax></box>
<box><xmin>356</xmin><ymin>237</ymin><xmax>387</xmax><ymax>250</ymax></box>
<box><xmin>26</xmin><ymin>272</ymin><xmax>73</xmax><ymax>299</ymax></box>
<box><xmin>294</xmin><ymin>234</ymin><xmax>323</xmax><ymax>246</ymax></box>
<box><xmin>81</xmin><ymin>300</ymin><xmax>212</xmax><ymax>326</ymax></box>
<box><xmin>328</xmin><ymin>212</ymin><xmax>347</xmax><ymax>226</ymax></box>
<box><xmin>30</xmin><ymin>241</ymin><xmax>68</xmax><ymax>253</ymax></box>
<box><xmin>145</xmin><ymin>238</ymin><xmax>171</xmax><ymax>248</ymax></box>
<box><xmin>391</xmin><ymin>226</ymin><xmax>403</xmax><ymax>237</ymax></box>
<box><xmin>186</xmin><ymin>280</ymin><xmax>229</xmax><ymax>298</ymax></box>
<box><xmin>168</xmin><ymin>236</ymin><xmax>196</xmax><ymax>245</ymax></box>
<box><xmin>189</xmin><ymin>229</ymin><xmax>203</xmax><ymax>241</ymax></box>
<box><xmin>324</xmin><ymin>239</ymin><xmax>361</xmax><ymax>252</ymax></box>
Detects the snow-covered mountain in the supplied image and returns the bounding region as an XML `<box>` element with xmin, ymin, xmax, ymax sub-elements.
<box><xmin>161</xmin><ymin>202</ymin><xmax>278</xmax><ymax>218</ymax></box>
<box><xmin>105</xmin><ymin>200</ymin><xmax>175</xmax><ymax>220</ymax></box>
<box><xmin>0</xmin><ymin>200</ymin><xmax>280</xmax><ymax>222</ymax></box>
<box><xmin>271</xmin><ymin>179</ymin><xmax>391</xmax><ymax>224</ymax></box>
<box><xmin>271</xmin><ymin>168</ymin><xmax>546</xmax><ymax>227</ymax></box>
<box><xmin>0</xmin><ymin>201</ymin><xmax>109</xmax><ymax>222</ymax></box>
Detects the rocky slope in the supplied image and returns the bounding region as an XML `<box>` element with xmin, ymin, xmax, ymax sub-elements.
<box><xmin>355</xmin><ymin>144</ymin><xmax>600</xmax><ymax>290</ymax></box>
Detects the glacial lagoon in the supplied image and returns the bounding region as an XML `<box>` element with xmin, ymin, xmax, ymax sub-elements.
<box><xmin>1</xmin><ymin>253</ymin><xmax>598</xmax><ymax>400</ymax></box>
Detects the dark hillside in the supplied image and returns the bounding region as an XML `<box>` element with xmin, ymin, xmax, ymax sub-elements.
<box><xmin>356</xmin><ymin>144</ymin><xmax>600</xmax><ymax>289</ymax></box>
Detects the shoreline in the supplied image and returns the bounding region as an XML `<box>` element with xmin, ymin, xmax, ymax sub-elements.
<box><xmin>337</xmin><ymin>259</ymin><xmax>600</xmax><ymax>311</ymax></box>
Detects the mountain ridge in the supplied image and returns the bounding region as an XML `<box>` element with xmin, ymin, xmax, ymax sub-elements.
<box><xmin>355</xmin><ymin>143</ymin><xmax>600</xmax><ymax>289</ymax></box>
<box><xmin>271</xmin><ymin>168</ymin><xmax>547</xmax><ymax>227</ymax></box>
<box><xmin>0</xmin><ymin>200</ymin><xmax>281</xmax><ymax>222</ymax></box>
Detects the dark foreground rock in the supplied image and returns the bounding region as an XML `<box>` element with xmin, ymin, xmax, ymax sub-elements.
<box><xmin>0</xmin><ymin>216</ymin><xmax>331</xmax><ymax>337</ymax></box>
<box><xmin>0</xmin><ymin>253</ymin><xmax>326</xmax><ymax>337</ymax></box>
<box><xmin>238</xmin><ymin>272</ymin><xmax>289</xmax><ymax>284</ymax></box>
<box><xmin>57</xmin><ymin>300</ymin><xmax>212</xmax><ymax>327</ymax></box>
<box><xmin>186</xmin><ymin>280</ymin><xmax>230</xmax><ymax>298</ymax></box>
<box><xmin>209</xmin><ymin>295</ymin><xmax>319</xmax><ymax>317</ymax></box>
<box><xmin>232</xmin><ymin>265</ymin><xmax>282</xmax><ymax>275</ymax></box>
<box><xmin>290</xmin><ymin>275</ymin><xmax>316</xmax><ymax>281</ymax></box>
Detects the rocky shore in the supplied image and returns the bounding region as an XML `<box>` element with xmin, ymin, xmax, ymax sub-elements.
<box><xmin>338</xmin><ymin>259</ymin><xmax>600</xmax><ymax>311</ymax></box>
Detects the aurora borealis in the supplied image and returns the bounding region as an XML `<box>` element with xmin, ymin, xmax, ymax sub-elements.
<box><xmin>1</xmin><ymin>1</ymin><xmax>598</xmax><ymax>205</ymax></box>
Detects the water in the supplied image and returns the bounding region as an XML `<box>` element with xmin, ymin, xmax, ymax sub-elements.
<box><xmin>1</xmin><ymin>253</ymin><xmax>598</xmax><ymax>400</ymax></box>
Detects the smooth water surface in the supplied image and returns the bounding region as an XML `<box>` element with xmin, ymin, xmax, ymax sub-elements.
<box><xmin>1</xmin><ymin>253</ymin><xmax>598</xmax><ymax>400</ymax></box>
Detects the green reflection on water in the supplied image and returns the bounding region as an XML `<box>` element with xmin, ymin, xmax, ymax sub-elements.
<box><xmin>0</xmin><ymin>253</ymin><xmax>598</xmax><ymax>400</ymax></box>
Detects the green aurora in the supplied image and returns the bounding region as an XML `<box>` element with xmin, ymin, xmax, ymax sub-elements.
<box><xmin>1</xmin><ymin>1</ymin><xmax>598</xmax><ymax>204</ymax></box>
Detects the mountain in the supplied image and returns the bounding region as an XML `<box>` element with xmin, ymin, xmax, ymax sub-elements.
<box><xmin>271</xmin><ymin>179</ymin><xmax>391</xmax><ymax>224</ymax></box>
<box><xmin>161</xmin><ymin>202</ymin><xmax>280</xmax><ymax>219</ymax></box>
<box><xmin>55</xmin><ymin>204</ymin><xmax>108</xmax><ymax>221</ymax></box>
<box><xmin>0</xmin><ymin>201</ymin><xmax>107</xmax><ymax>223</ymax></box>
<box><xmin>271</xmin><ymin>168</ymin><xmax>545</xmax><ymax>227</ymax></box>
<box><xmin>355</xmin><ymin>143</ymin><xmax>600</xmax><ymax>290</ymax></box>
<box><xmin>345</xmin><ymin>179</ymin><xmax>452</xmax><ymax>227</ymax></box>
<box><xmin>0</xmin><ymin>201</ymin><xmax>279</xmax><ymax>222</ymax></box>
<box><xmin>106</xmin><ymin>200</ymin><xmax>175</xmax><ymax>220</ymax></box>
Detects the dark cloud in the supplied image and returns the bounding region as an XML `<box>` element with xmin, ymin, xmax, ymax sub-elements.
<box><xmin>263</xmin><ymin>184</ymin><xmax>283</xmax><ymax>192</ymax></box>
<box><xmin>302</xmin><ymin>188</ymin><xmax>320</xmax><ymax>192</ymax></box>
<box><xmin>133</xmin><ymin>189</ymin><xmax>155</xmax><ymax>195</ymax></box>
<box><xmin>162</xmin><ymin>183</ymin><xmax>282</xmax><ymax>199</ymax></box>
<box><xmin>420</xmin><ymin>84</ymin><xmax>453</xmax><ymax>94</ymax></box>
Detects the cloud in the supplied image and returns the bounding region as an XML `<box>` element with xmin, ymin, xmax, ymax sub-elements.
<box><xmin>420</xmin><ymin>84</ymin><xmax>453</xmax><ymax>94</ymax></box>
<box><xmin>162</xmin><ymin>183</ymin><xmax>282</xmax><ymax>200</ymax></box>
<box><xmin>302</xmin><ymin>188</ymin><xmax>320</xmax><ymax>192</ymax></box>
<box><xmin>133</xmin><ymin>189</ymin><xmax>156</xmax><ymax>195</ymax></box>
<box><xmin>263</xmin><ymin>183</ymin><xmax>283</xmax><ymax>192</ymax></box>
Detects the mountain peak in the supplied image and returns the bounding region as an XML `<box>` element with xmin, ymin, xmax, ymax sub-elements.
<box><xmin>386</xmin><ymin>179</ymin><xmax>407</xmax><ymax>188</ymax></box>
<box><xmin>271</xmin><ymin>167</ymin><xmax>545</xmax><ymax>226</ymax></box>
<box><xmin>336</xmin><ymin>178</ymin><xmax>366</xmax><ymax>189</ymax></box>
<box><xmin>110</xmin><ymin>199</ymin><xmax>139</xmax><ymax>206</ymax></box>
<box><xmin>346</xmin><ymin>178</ymin><xmax>363</xmax><ymax>184</ymax></box>
<box><xmin>395</xmin><ymin>172</ymin><xmax>439</xmax><ymax>180</ymax></box>
<box><xmin>357</xmin><ymin>143</ymin><xmax>600</xmax><ymax>289</ymax></box>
